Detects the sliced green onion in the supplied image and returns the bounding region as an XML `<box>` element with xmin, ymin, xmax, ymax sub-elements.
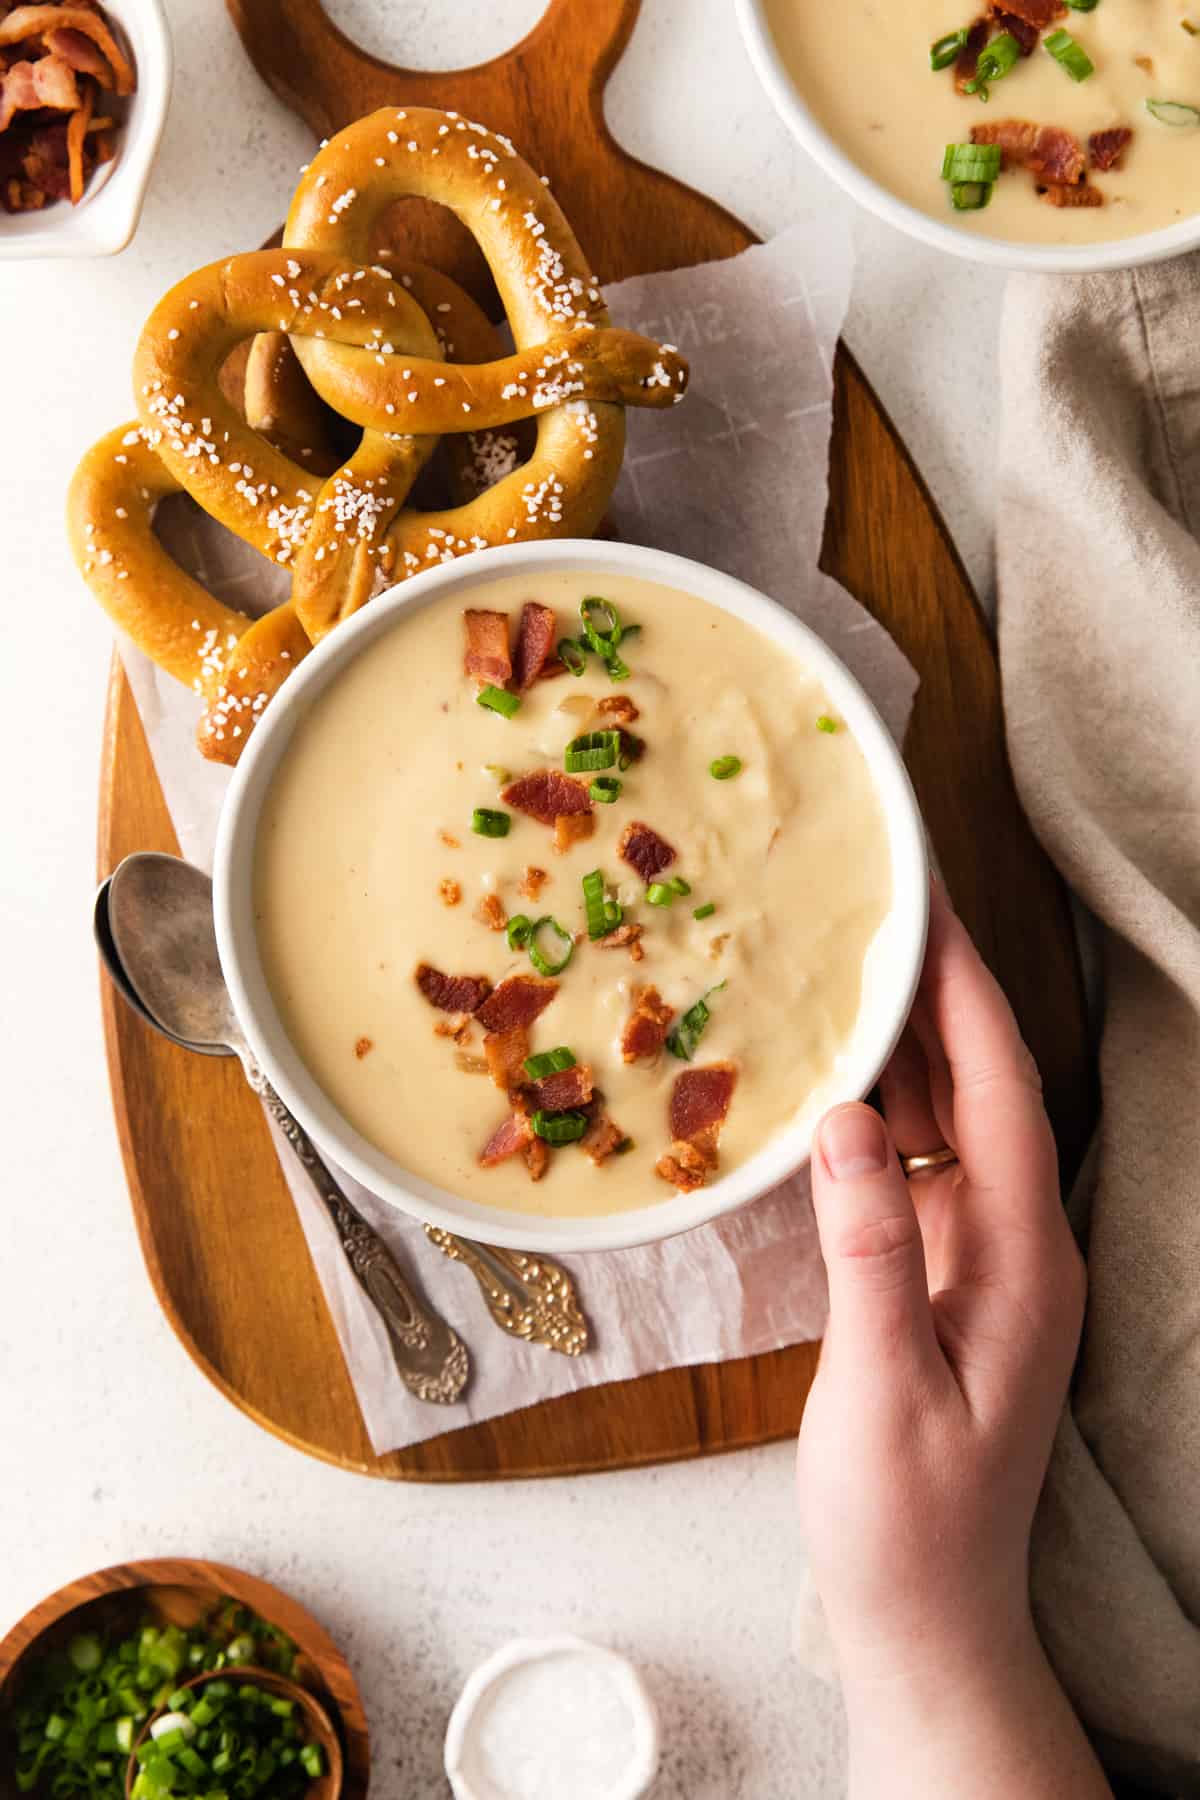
<box><xmin>523</xmin><ymin>1046</ymin><xmax>577</xmax><ymax>1079</ymax></box>
<box><xmin>300</xmin><ymin>1742</ymin><xmax>326</xmax><ymax>1779</ymax></box>
<box><xmin>564</xmin><ymin>728</ymin><xmax>620</xmax><ymax>772</ymax></box>
<box><xmin>668</xmin><ymin>875</ymin><xmax>692</xmax><ymax>896</ymax></box>
<box><xmin>693</xmin><ymin>901</ymin><xmax>716</xmax><ymax>920</ymax></box>
<box><xmin>580</xmin><ymin>595</ymin><xmax>622</xmax><ymax>655</ymax></box>
<box><xmin>582</xmin><ymin>869</ymin><xmax>611</xmax><ymax>939</ymax></box>
<box><xmin>710</xmin><ymin>755</ymin><xmax>742</xmax><ymax>780</ymax></box>
<box><xmin>930</xmin><ymin>27</ymin><xmax>968</xmax><ymax>69</ymax></box>
<box><xmin>667</xmin><ymin>982</ymin><xmax>727</xmax><ymax>1062</ymax></box>
<box><xmin>506</xmin><ymin>913</ymin><xmax>533</xmax><ymax>950</ymax></box>
<box><xmin>646</xmin><ymin>882</ymin><xmax>674</xmax><ymax>907</ymax></box>
<box><xmin>816</xmin><ymin>714</ymin><xmax>839</xmax><ymax>733</ymax></box>
<box><xmin>589</xmin><ymin>775</ymin><xmax>621</xmax><ymax>803</ymax></box>
<box><xmin>1064</xmin><ymin>0</ymin><xmax>1099</xmax><ymax>8</ymax></box>
<box><xmin>557</xmin><ymin>636</ymin><xmax>589</xmax><ymax>676</ymax></box>
<box><xmin>477</xmin><ymin>684</ymin><xmax>520</xmax><ymax>718</ymax></box>
<box><xmin>527</xmin><ymin>915</ymin><xmax>574</xmax><ymax>976</ymax></box>
<box><xmin>603</xmin><ymin>651</ymin><xmax>631</xmax><ymax>681</ymax></box>
<box><xmin>1044</xmin><ymin>27</ymin><xmax>1094</xmax><ymax>79</ymax></box>
<box><xmin>471</xmin><ymin>807</ymin><xmax>511</xmax><ymax>838</ymax></box>
<box><xmin>68</xmin><ymin>1635</ymin><xmax>103</xmax><ymax>1674</ymax></box>
<box><xmin>950</xmin><ymin>180</ymin><xmax>993</xmax><ymax>210</ymax></box>
<box><xmin>941</xmin><ymin>142</ymin><xmax>1002</xmax><ymax>182</ymax></box>
<box><xmin>482</xmin><ymin>762</ymin><xmax>510</xmax><ymax>784</ymax></box>
<box><xmin>964</xmin><ymin>29</ymin><xmax>1020</xmax><ymax>94</ymax></box>
<box><xmin>1146</xmin><ymin>97</ymin><xmax>1200</xmax><ymax>126</ymax></box>
<box><xmin>604</xmin><ymin>898</ymin><xmax>624</xmax><ymax>929</ymax></box>
<box><xmin>532</xmin><ymin>1108</ymin><xmax>588</xmax><ymax>1143</ymax></box>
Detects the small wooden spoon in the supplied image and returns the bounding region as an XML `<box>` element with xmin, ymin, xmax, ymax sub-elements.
<box><xmin>125</xmin><ymin>1666</ymin><xmax>343</xmax><ymax>1800</ymax></box>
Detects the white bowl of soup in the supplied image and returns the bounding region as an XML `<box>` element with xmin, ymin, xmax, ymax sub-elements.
<box><xmin>737</xmin><ymin>0</ymin><xmax>1200</xmax><ymax>271</ymax></box>
<box><xmin>213</xmin><ymin>542</ymin><xmax>928</xmax><ymax>1254</ymax></box>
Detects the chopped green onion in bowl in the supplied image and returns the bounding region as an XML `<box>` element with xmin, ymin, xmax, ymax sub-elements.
<box><xmin>476</xmin><ymin>684</ymin><xmax>520</xmax><ymax>719</ymax></box>
<box><xmin>930</xmin><ymin>27</ymin><xmax>968</xmax><ymax>70</ymax></box>
<box><xmin>709</xmin><ymin>755</ymin><xmax>742</xmax><ymax>781</ymax></box>
<box><xmin>1146</xmin><ymin>97</ymin><xmax>1200</xmax><ymax>127</ymax></box>
<box><xmin>1044</xmin><ymin>27</ymin><xmax>1094</xmax><ymax>81</ymax></box>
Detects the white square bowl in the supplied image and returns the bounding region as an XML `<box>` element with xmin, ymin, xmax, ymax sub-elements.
<box><xmin>0</xmin><ymin>0</ymin><xmax>172</xmax><ymax>260</ymax></box>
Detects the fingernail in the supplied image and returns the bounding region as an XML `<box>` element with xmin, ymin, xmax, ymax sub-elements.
<box><xmin>820</xmin><ymin>1106</ymin><xmax>889</xmax><ymax>1180</ymax></box>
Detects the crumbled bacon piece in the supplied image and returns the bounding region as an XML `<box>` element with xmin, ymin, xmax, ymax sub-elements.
<box><xmin>475</xmin><ymin>973</ymin><xmax>558</xmax><ymax>1033</ymax></box>
<box><xmin>433</xmin><ymin>1014</ymin><xmax>472</xmax><ymax>1042</ymax></box>
<box><xmin>616</xmin><ymin>729</ymin><xmax>645</xmax><ymax>765</ymax></box>
<box><xmin>483</xmin><ymin>1025</ymin><xmax>529</xmax><ymax>1093</ymax></box>
<box><xmin>670</xmin><ymin>1063</ymin><xmax>737</xmax><ymax>1142</ymax></box>
<box><xmin>527</xmin><ymin>1063</ymin><xmax>594</xmax><ymax>1112</ymax></box>
<box><xmin>0</xmin><ymin>53</ymin><xmax>78</xmax><ymax>131</ymax></box>
<box><xmin>656</xmin><ymin>1141</ymin><xmax>710</xmax><ymax>1192</ymax></box>
<box><xmin>992</xmin><ymin>0</ymin><xmax>1063</xmax><ymax>25</ymax></box>
<box><xmin>463</xmin><ymin>608</ymin><xmax>511</xmax><ymax>687</ymax></box>
<box><xmin>581</xmin><ymin>1115</ymin><xmax>628</xmax><ymax>1166</ymax></box>
<box><xmin>439</xmin><ymin>830</ymin><xmax>460</xmax><ymax>849</ymax></box>
<box><xmin>621</xmin><ymin>986</ymin><xmax>675</xmax><ymax>1063</ymax></box>
<box><xmin>598</xmin><ymin>695</ymin><xmax>639</xmax><ymax>724</ymax></box>
<box><xmin>1041</xmin><ymin>181</ymin><xmax>1103</xmax><ymax>207</ymax></box>
<box><xmin>502</xmin><ymin>768</ymin><xmax>592</xmax><ymax>825</ymax></box>
<box><xmin>524</xmin><ymin>1138</ymin><xmax>550</xmax><ymax>1181</ymax></box>
<box><xmin>479</xmin><ymin>1111</ymin><xmax>533</xmax><ymax>1167</ymax></box>
<box><xmin>1089</xmin><ymin>127</ymin><xmax>1132</xmax><ymax>172</ymax></box>
<box><xmin>971</xmin><ymin>119</ymin><xmax>1085</xmax><ymax>186</ymax></box>
<box><xmin>439</xmin><ymin>878</ymin><xmax>462</xmax><ymax>907</ymax></box>
<box><xmin>554</xmin><ymin>811</ymin><xmax>595</xmax><ymax>853</ymax></box>
<box><xmin>990</xmin><ymin>8</ymin><xmax>1039</xmax><ymax>53</ymax></box>
<box><xmin>415</xmin><ymin>963</ymin><xmax>491</xmax><ymax>1014</ymax></box>
<box><xmin>511</xmin><ymin>601</ymin><xmax>558</xmax><ymax>690</ymax></box>
<box><xmin>954</xmin><ymin>17</ymin><xmax>990</xmax><ymax>91</ymax></box>
<box><xmin>519</xmin><ymin>865</ymin><xmax>549</xmax><ymax>901</ymax></box>
<box><xmin>476</xmin><ymin>891</ymin><xmax>507</xmax><ymax>931</ymax></box>
<box><xmin>618</xmin><ymin>819</ymin><xmax>676</xmax><ymax>882</ymax></box>
<box><xmin>595</xmin><ymin>922</ymin><xmax>645</xmax><ymax>957</ymax></box>
<box><xmin>354</xmin><ymin>1036</ymin><xmax>373</xmax><ymax>1060</ymax></box>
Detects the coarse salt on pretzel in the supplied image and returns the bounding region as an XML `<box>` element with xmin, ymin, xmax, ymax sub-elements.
<box><xmin>67</xmin><ymin>105</ymin><xmax>690</xmax><ymax>765</ymax></box>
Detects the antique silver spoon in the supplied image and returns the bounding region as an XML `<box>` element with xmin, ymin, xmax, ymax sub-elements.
<box><xmin>99</xmin><ymin>854</ymin><xmax>589</xmax><ymax>1363</ymax></box>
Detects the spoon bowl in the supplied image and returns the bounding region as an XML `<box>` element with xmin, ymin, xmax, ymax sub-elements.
<box><xmin>107</xmin><ymin>854</ymin><xmax>236</xmax><ymax>1055</ymax></box>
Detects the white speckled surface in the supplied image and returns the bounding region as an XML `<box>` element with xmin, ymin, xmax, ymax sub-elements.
<box><xmin>0</xmin><ymin>2</ymin><xmax>1007</xmax><ymax>1792</ymax></box>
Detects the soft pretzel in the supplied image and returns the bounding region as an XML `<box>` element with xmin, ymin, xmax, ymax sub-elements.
<box><xmin>67</xmin><ymin>105</ymin><xmax>689</xmax><ymax>764</ymax></box>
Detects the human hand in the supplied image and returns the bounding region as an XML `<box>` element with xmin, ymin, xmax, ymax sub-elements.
<box><xmin>797</xmin><ymin>879</ymin><xmax>1086</xmax><ymax>1697</ymax></box>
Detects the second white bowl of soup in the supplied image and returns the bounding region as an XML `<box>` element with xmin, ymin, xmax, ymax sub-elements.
<box><xmin>738</xmin><ymin>0</ymin><xmax>1200</xmax><ymax>271</ymax></box>
<box><xmin>214</xmin><ymin>542</ymin><xmax>927</xmax><ymax>1254</ymax></box>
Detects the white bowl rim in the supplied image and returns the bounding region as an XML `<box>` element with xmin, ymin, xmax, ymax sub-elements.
<box><xmin>0</xmin><ymin>0</ymin><xmax>172</xmax><ymax>261</ymax></box>
<box><xmin>213</xmin><ymin>540</ymin><xmax>929</xmax><ymax>1255</ymax></box>
<box><xmin>735</xmin><ymin>0</ymin><xmax>1200</xmax><ymax>275</ymax></box>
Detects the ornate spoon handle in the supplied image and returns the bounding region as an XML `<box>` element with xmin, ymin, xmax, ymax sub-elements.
<box><xmin>423</xmin><ymin>1226</ymin><xmax>590</xmax><ymax>1357</ymax></box>
<box><xmin>246</xmin><ymin>1064</ymin><xmax>470</xmax><ymax>1405</ymax></box>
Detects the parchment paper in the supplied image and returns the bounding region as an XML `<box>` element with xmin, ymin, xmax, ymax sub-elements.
<box><xmin>117</xmin><ymin>212</ymin><xmax>919</xmax><ymax>1453</ymax></box>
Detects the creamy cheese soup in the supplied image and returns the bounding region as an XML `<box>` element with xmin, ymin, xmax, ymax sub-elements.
<box><xmin>766</xmin><ymin>0</ymin><xmax>1200</xmax><ymax>243</ymax></box>
<box><xmin>253</xmin><ymin>571</ymin><xmax>892</xmax><ymax>1220</ymax></box>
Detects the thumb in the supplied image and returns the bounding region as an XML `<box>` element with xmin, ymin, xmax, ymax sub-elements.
<box><xmin>812</xmin><ymin>1103</ymin><xmax>939</xmax><ymax>1373</ymax></box>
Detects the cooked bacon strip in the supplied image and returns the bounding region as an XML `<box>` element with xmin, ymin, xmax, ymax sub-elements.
<box><xmin>990</xmin><ymin>7</ymin><xmax>1039</xmax><ymax>53</ymax></box>
<box><xmin>554</xmin><ymin>811</ymin><xmax>595</xmax><ymax>853</ymax></box>
<box><xmin>511</xmin><ymin>601</ymin><xmax>558</xmax><ymax>690</ymax></box>
<box><xmin>528</xmin><ymin>1063</ymin><xmax>594</xmax><ymax>1112</ymax></box>
<box><xmin>595</xmin><ymin>921</ymin><xmax>645</xmax><ymax>961</ymax></box>
<box><xmin>475</xmin><ymin>972</ymin><xmax>559</xmax><ymax>1033</ymax></box>
<box><xmin>65</xmin><ymin>72</ymin><xmax>91</xmax><ymax>203</ymax></box>
<box><xmin>581</xmin><ymin>1114</ymin><xmax>628</xmax><ymax>1166</ymax></box>
<box><xmin>0</xmin><ymin>53</ymin><xmax>78</xmax><ymax>130</ymax></box>
<box><xmin>502</xmin><ymin>768</ymin><xmax>592</xmax><ymax>825</ymax></box>
<box><xmin>479</xmin><ymin>1111</ymin><xmax>533</xmax><ymax>1167</ymax></box>
<box><xmin>415</xmin><ymin>962</ymin><xmax>492</xmax><ymax>1014</ymax></box>
<box><xmin>1041</xmin><ymin>181</ymin><xmax>1103</xmax><ymax>207</ymax></box>
<box><xmin>0</xmin><ymin>6</ymin><xmax>134</xmax><ymax>93</ymax></box>
<box><xmin>618</xmin><ymin>819</ymin><xmax>676</xmax><ymax>882</ymax></box>
<box><xmin>992</xmin><ymin>0</ymin><xmax>1063</xmax><ymax>26</ymax></box>
<box><xmin>463</xmin><ymin>608</ymin><xmax>511</xmax><ymax>687</ymax></box>
<box><xmin>656</xmin><ymin>1140</ymin><xmax>710</xmax><ymax>1192</ymax></box>
<box><xmin>621</xmin><ymin>986</ymin><xmax>674</xmax><ymax>1064</ymax></box>
<box><xmin>971</xmin><ymin>119</ymin><xmax>1085</xmax><ymax>186</ymax></box>
<box><xmin>1089</xmin><ymin>127</ymin><xmax>1132</xmax><ymax>172</ymax></box>
<box><xmin>483</xmin><ymin>1025</ymin><xmax>530</xmax><ymax>1092</ymax></box>
<box><xmin>46</xmin><ymin>24</ymin><xmax>112</xmax><ymax>81</ymax></box>
<box><xmin>670</xmin><ymin>1063</ymin><xmax>737</xmax><ymax>1143</ymax></box>
<box><xmin>954</xmin><ymin>17</ymin><xmax>990</xmax><ymax>92</ymax></box>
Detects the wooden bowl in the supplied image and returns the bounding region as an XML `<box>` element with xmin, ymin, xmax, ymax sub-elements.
<box><xmin>126</xmin><ymin>1666</ymin><xmax>342</xmax><ymax>1799</ymax></box>
<box><xmin>0</xmin><ymin>1559</ymin><xmax>368</xmax><ymax>1800</ymax></box>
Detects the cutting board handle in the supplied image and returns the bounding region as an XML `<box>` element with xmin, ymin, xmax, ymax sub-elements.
<box><xmin>226</xmin><ymin>0</ymin><xmax>639</xmax><ymax>141</ymax></box>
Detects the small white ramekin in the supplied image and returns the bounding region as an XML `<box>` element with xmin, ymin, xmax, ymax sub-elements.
<box><xmin>0</xmin><ymin>0</ymin><xmax>172</xmax><ymax>260</ymax></box>
<box><xmin>213</xmin><ymin>541</ymin><xmax>928</xmax><ymax>1255</ymax></box>
<box><xmin>735</xmin><ymin>0</ymin><xmax>1200</xmax><ymax>274</ymax></box>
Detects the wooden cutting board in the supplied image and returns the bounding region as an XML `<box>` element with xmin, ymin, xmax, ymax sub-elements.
<box><xmin>94</xmin><ymin>0</ymin><xmax>1094</xmax><ymax>1480</ymax></box>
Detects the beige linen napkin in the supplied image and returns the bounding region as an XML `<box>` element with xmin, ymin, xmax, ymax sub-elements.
<box><xmin>998</xmin><ymin>258</ymin><xmax>1200</xmax><ymax>1794</ymax></box>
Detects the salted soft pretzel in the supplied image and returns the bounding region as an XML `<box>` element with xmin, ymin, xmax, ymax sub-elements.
<box><xmin>67</xmin><ymin>104</ymin><xmax>689</xmax><ymax>764</ymax></box>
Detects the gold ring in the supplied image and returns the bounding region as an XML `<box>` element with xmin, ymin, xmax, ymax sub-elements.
<box><xmin>901</xmin><ymin>1146</ymin><xmax>960</xmax><ymax>1177</ymax></box>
